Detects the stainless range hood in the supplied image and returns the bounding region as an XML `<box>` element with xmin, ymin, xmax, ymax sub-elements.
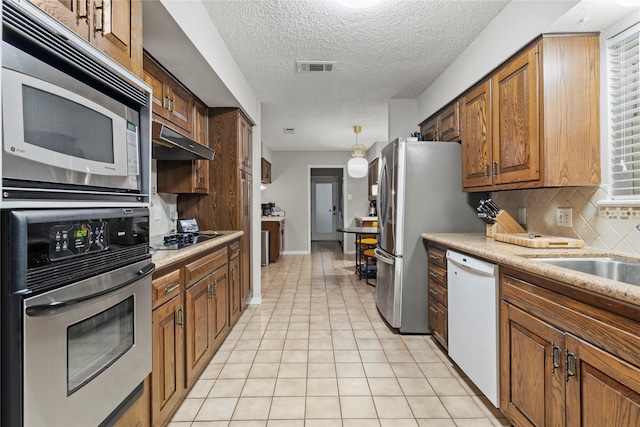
<box><xmin>151</xmin><ymin>121</ymin><xmax>215</xmax><ymax>161</ymax></box>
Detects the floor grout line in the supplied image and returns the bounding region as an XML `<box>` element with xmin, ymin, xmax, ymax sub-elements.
<box><xmin>169</xmin><ymin>241</ymin><xmax>511</xmax><ymax>427</ymax></box>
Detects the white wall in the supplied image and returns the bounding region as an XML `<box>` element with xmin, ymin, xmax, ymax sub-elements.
<box><xmin>388</xmin><ymin>99</ymin><xmax>419</xmax><ymax>141</ymax></box>
<box><xmin>261</xmin><ymin>142</ymin><xmax>273</xmax><ymax>164</ymax></box>
<box><xmin>261</xmin><ymin>151</ymin><xmax>370</xmax><ymax>253</ymax></box>
<box><xmin>417</xmin><ymin>0</ymin><xmax>577</xmax><ymax>121</ymax></box>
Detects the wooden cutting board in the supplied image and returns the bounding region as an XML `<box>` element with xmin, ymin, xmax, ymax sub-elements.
<box><xmin>494</xmin><ymin>233</ymin><xmax>585</xmax><ymax>248</ymax></box>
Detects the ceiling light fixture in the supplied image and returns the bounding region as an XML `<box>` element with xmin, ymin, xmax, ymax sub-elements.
<box><xmin>336</xmin><ymin>0</ymin><xmax>382</xmax><ymax>9</ymax></box>
<box><xmin>347</xmin><ymin>125</ymin><xmax>367</xmax><ymax>178</ymax></box>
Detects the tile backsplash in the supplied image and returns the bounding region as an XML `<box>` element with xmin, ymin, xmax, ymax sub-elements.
<box><xmin>493</xmin><ymin>186</ymin><xmax>640</xmax><ymax>256</ymax></box>
<box><xmin>150</xmin><ymin>160</ymin><xmax>177</xmax><ymax>237</ymax></box>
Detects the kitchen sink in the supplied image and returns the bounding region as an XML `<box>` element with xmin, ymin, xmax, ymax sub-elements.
<box><xmin>531</xmin><ymin>257</ymin><xmax>640</xmax><ymax>286</ymax></box>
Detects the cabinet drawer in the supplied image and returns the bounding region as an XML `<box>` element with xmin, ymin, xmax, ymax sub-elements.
<box><xmin>152</xmin><ymin>269</ymin><xmax>181</xmax><ymax>309</ymax></box>
<box><xmin>185</xmin><ymin>247</ymin><xmax>227</xmax><ymax>288</ymax></box>
<box><xmin>228</xmin><ymin>240</ymin><xmax>240</xmax><ymax>260</ymax></box>
<box><xmin>428</xmin><ymin>296</ymin><xmax>448</xmax><ymax>349</ymax></box>
<box><xmin>427</xmin><ymin>247</ymin><xmax>447</xmax><ymax>269</ymax></box>
<box><xmin>428</xmin><ymin>265</ymin><xmax>447</xmax><ymax>287</ymax></box>
<box><xmin>428</xmin><ymin>280</ymin><xmax>447</xmax><ymax>306</ymax></box>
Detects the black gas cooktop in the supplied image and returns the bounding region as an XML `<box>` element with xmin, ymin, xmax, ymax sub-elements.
<box><xmin>150</xmin><ymin>233</ymin><xmax>219</xmax><ymax>250</ymax></box>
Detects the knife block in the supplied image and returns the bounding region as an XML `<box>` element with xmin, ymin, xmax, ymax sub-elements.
<box><xmin>486</xmin><ymin>210</ymin><xmax>526</xmax><ymax>238</ymax></box>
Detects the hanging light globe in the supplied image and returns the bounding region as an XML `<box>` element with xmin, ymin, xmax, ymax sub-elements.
<box><xmin>347</xmin><ymin>125</ymin><xmax>367</xmax><ymax>178</ymax></box>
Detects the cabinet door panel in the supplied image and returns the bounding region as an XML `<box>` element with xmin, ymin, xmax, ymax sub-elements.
<box><xmin>168</xmin><ymin>82</ymin><xmax>193</xmax><ymax>133</ymax></box>
<box><xmin>213</xmin><ymin>266</ymin><xmax>229</xmax><ymax>342</ymax></box>
<box><xmin>428</xmin><ymin>296</ymin><xmax>447</xmax><ymax>349</ymax></box>
<box><xmin>93</xmin><ymin>0</ymin><xmax>142</xmax><ymax>77</ymax></box>
<box><xmin>229</xmin><ymin>256</ymin><xmax>241</xmax><ymax>325</ymax></box>
<box><xmin>566</xmin><ymin>335</ymin><xmax>640</xmax><ymax>427</ymax></box>
<box><xmin>152</xmin><ymin>296</ymin><xmax>184</xmax><ymax>427</ymax></box>
<box><xmin>420</xmin><ymin>116</ymin><xmax>437</xmax><ymax>141</ymax></box>
<box><xmin>492</xmin><ymin>45</ymin><xmax>540</xmax><ymax>185</ymax></box>
<box><xmin>501</xmin><ymin>303</ymin><xmax>565</xmax><ymax>427</ymax></box>
<box><xmin>461</xmin><ymin>79</ymin><xmax>492</xmax><ymax>188</ymax></box>
<box><xmin>438</xmin><ymin>101</ymin><xmax>460</xmax><ymax>142</ymax></box>
<box><xmin>185</xmin><ymin>276</ymin><xmax>214</xmax><ymax>388</ymax></box>
<box><xmin>32</xmin><ymin>0</ymin><xmax>91</xmax><ymax>41</ymax></box>
<box><xmin>143</xmin><ymin>54</ymin><xmax>170</xmax><ymax>120</ymax></box>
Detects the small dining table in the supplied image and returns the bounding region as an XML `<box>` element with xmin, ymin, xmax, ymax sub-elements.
<box><xmin>337</xmin><ymin>226</ymin><xmax>379</xmax><ymax>281</ymax></box>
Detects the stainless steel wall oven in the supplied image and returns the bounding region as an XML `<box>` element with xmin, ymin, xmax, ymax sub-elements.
<box><xmin>1</xmin><ymin>208</ymin><xmax>153</xmax><ymax>426</ymax></box>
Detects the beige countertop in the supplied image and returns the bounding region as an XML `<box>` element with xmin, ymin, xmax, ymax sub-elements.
<box><xmin>421</xmin><ymin>233</ymin><xmax>640</xmax><ymax>307</ymax></box>
<box><xmin>261</xmin><ymin>216</ymin><xmax>285</xmax><ymax>222</ymax></box>
<box><xmin>151</xmin><ymin>230</ymin><xmax>243</xmax><ymax>270</ymax></box>
<box><xmin>356</xmin><ymin>216</ymin><xmax>377</xmax><ymax>221</ymax></box>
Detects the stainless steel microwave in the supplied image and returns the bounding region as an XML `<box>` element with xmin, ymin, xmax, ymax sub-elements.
<box><xmin>1</xmin><ymin>0</ymin><xmax>152</xmax><ymax>208</ymax></box>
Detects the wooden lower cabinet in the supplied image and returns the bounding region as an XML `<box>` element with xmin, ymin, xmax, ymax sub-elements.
<box><xmin>262</xmin><ymin>220</ymin><xmax>284</xmax><ymax>263</ymax></box>
<box><xmin>184</xmin><ymin>247</ymin><xmax>229</xmax><ymax>388</ymax></box>
<box><xmin>229</xmin><ymin>240</ymin><xmax>242</xmax><ymax>326</ymax></box>
<box><xmin>149</xmin><ymin>241</ymin><xmax>238</xmax><ymax>426</ymax></box>
<box><xmin>500</xmin><ymin>268</ymin><xmax>640</xmax><ymax>427</ymax></box>
<box><xmin>152</xmin><ymin>294</ymin><xmax>185</xmax><ymax>427</ymax></box>
<box><xmin>427</xmin><ymin>244</ymin><xmax>448</xmax><ymax>349</ymax></box>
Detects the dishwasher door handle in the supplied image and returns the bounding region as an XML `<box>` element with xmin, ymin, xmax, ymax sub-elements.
<box><xmin>446</xmin><ymin>250</ymin><xmax>497</xmax><ymax>277</ymax></box>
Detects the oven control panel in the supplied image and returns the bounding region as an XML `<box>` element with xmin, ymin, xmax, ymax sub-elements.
<box><xmin>49</xmin><ymin>222</ymin><xmax>109</xmax><ymax>260</ymax></box>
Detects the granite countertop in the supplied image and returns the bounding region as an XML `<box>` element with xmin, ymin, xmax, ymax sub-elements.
<box><xmin>261</xmin><ymin>216</ymin><xmax>285</xmax><ymax>222</ymax></box>
<box><xmin>421</xmin><ymin>233</ymin><xmax>640</xmax><ymax>307</ymax></box>
<box><xmin>151</xmin><ymin>230</ymin><xmax>244</xmax><ymax>270</ymax></box>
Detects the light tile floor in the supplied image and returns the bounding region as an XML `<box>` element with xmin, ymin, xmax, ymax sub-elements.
<box><xmin>169</xmin><ymin>242</ymin><xmax>511</xmax><ymax>427</ymax></box>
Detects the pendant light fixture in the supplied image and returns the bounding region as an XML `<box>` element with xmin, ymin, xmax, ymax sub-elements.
<box><xmin>347</xmin><ymin>125</ymin><xmax>368</xmax><ymax>178</ymax></box>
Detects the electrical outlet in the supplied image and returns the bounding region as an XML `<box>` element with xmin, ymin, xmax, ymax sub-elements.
<box><xmin>557</xmin><ymin>208</ymin><xmax>572</xmax><ymax>227</ymax></box>
<box><xmin>518</xmin><ymin>207</ymin><xmax>526</xmax><ymax>225</ymax></box>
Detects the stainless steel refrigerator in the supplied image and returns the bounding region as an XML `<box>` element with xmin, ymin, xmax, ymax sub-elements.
<box><xmin>374</xmin><ymin>138</ymin><xmax>485</xmax><ymax>333</ymax></box>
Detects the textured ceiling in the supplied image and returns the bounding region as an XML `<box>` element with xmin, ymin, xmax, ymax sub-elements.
<box><xmin>199</xmin><ymin>0</ymin><xmax>638</xmax><ymax>153</ymax></box>
<box><xmin>201</xmin><ymin>0</ymin><xmax>510</xmax><ymax>152</ymax></box>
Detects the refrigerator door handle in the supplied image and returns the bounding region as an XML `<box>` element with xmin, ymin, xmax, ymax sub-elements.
<box><xmin>374</xmin><ymin>247</ymin><xmax>394</xmax><ymax>265</ymax></box>
<box><xmin>378</xmin><ymin>157</ymin><xmax>388</xmax><ymax>231</ymax></box>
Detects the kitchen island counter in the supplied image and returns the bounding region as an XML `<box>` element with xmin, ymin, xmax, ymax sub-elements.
<box><xmin>422</xmin><ymin>233</ymin><xmax>640</xmax><ymax>307</ymax></box>
<box><xmin>261</xmin><ymin>216</ymin><xmax>285</xmax><ymax>222</ymax></box>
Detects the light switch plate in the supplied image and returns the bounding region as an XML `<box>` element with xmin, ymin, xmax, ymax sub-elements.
<box><xmin>557</xmin><ymin>208</ymin><xmax>572</xmax><ymax>227</ymax></box>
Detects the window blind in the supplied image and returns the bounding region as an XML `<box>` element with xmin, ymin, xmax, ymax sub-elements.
<box><xmin>609</xmin><ymin>22</ymin><xmax>640</xmax><ymax>199</ymax></box>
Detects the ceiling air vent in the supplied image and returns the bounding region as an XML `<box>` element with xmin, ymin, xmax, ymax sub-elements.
<box><xmin>296</xmin><ymin>61</ymin><xmax>336</xmax><ymax>73</ymax></box>
<box><xmin>283</xmin><ymin>128</ymin><xmax>296</xmax><ymax>135</ymax></box>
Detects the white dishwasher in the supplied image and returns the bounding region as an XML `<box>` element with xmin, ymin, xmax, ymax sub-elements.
<box><xmin>446</xmin><ymin>250</ymin><xmax>499</xmax><ymax>408</ymax></box>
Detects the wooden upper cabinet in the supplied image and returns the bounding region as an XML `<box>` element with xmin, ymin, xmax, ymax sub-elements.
<box><xmin>368</xmin><ymin>158</ymin><xmax>379</xmax><ymax>201</ymax></box>
<box><xmin>420</xmin><ymin>116</ymin><xmax>437</xmax><ymax>141</ymax></box>
<box><xmin>143</xmin><ymin>52</ymin><xmax>194</xmax><ymax>135</ymax></box>
<box><xmin>192</xmin><ymin>100</ymin><xmax>210</xmax><ymax>193</ymax></box>
<box><xmin>31</xmin><ymin>0</ymin><xmax>91</xmax><ymax>40</ymax></box>
<box><xmin>461</xmin><ymin>34</ymin><xmax>600</xmax><ymax>192</ymax></box>
<box><xmin>437</xmin><ymin>101</ymin><xmax>460</xmax><ymax>142</ymax></box>
<box><xmin>492</xmin><ymin>44</ymin><xmax>540</xmax><ymax>186</ymax></box>
<box><xmin>261</xmin><ymin>158</ymin><xmax>272</xmax><ymax>184</ymax></box>
<box><xmin>239</xmin><ymin>115</ymin><xmax>253</xmax><ymax>174</ymax></box>
<box><xmin>420</xmin><ymin>100</ymin><xmax>460</xmax><ymax>142</ymax></box>
<box><xmin>32</xmin><ymin>0</ymin><xmax>143</xmax><ymax>78</ymax></box>
<box><xmin>461</xmin><ymin>79</ymin><xmax>492</xmax><ymax>189</ymax></box>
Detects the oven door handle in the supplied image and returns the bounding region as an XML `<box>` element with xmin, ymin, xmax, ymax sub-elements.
<box><xmin>25</xmin><ymin>263</ymin><xmax>155</xmax><ymax>317</ymax></box>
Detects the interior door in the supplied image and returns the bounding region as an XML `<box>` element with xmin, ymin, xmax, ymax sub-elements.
<box><xmin>311</xmin><ymin>177</ymin><xmax>339</xmax><ymax>241</ymax></box>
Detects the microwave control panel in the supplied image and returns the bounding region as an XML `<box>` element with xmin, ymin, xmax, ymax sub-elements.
<box><xmin>48</xmin><ymin>222</ymin><xmax>109</xmax><ymax>260</ymax></box>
